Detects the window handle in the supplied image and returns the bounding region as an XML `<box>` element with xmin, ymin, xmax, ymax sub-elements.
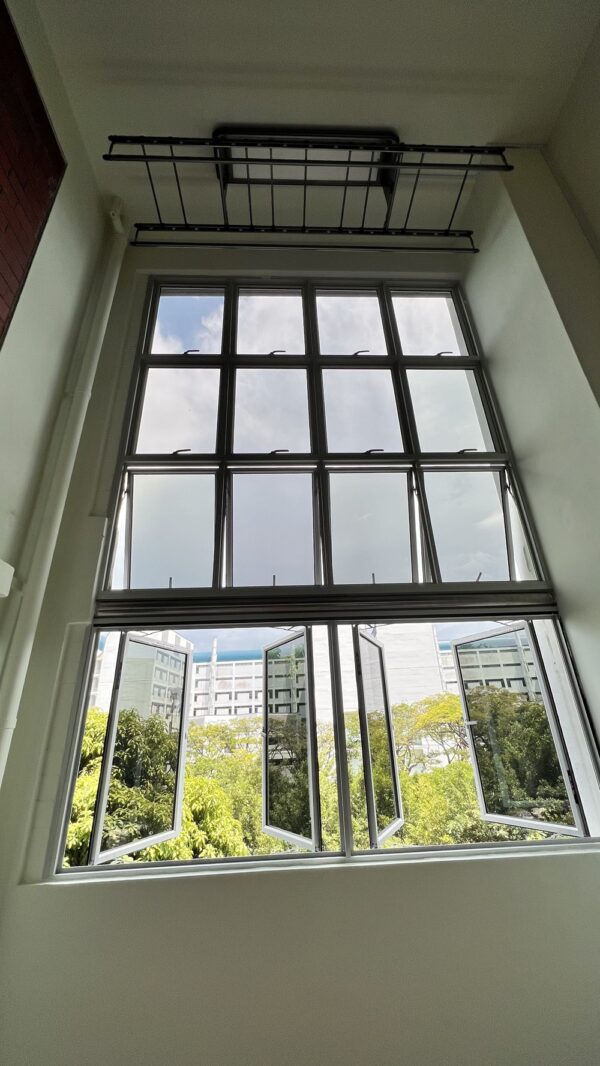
<box><xmin>365</xmin><ymin>448</ymin><xmax>384</xmax><ymax>454</ymax></box>
<box><xmin>172</xmin><ymin>448</ymin><xmax>191</xmax><ymax>454</ymax></box>
<box><xmin>436</xmin><ymin>350</ymin><xmax>452</xmax><ymax>356</ymax></box>
<box><xmin>353</xmin><ymin>349</ymin><xmax>370</xmax><ymax>356</ymax></box>
<box><xmin>270</xmin><ymin>448</ymin><xmax>289</xmax><ymax>454</ymax></box>
<box><xmin>183</xmin><ymin>348</ymin><xmax>200</xmax><ymax>355</ymax></box>
<box><xmin>269</xmin><ymin>349</ymin><xmax>287</xmax><ymax>355</ymax></box>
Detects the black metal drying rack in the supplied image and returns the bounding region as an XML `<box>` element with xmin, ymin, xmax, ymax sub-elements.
<box><xmin>103</xmin><ymin>126</ymin><xmax>513</xmax><ymax>252</ymax></box>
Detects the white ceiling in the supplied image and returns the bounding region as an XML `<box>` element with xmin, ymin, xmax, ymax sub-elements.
<box><xmin>35</xmin><ymin>0</ymin><xmax>600</xmax><ymax>224</ymax></box>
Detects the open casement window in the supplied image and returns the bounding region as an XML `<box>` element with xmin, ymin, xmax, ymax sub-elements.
<box><xmin>88</xmin><ymin>633</ymin><xmax>191</xmax><ymax>865</ymax></box>
<box><xmin>262</xmin><ymin>629</ymin><xmax>322</xmax><ymax>850</ymax></box>
<box><xmin>353</xmin><ymin>628</ymin><xmax>404</xmax><ymax>847</ymax></box>
<box><xmin>452</xmin><ymin>624</ymin><xmax>584</xmax><ymax>837</ymax></box>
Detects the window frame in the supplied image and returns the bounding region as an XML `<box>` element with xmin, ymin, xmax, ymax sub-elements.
<box><xmin>353</xmin><ymin>628</ymin><xmax>404</xmax><ymax>846</ymax></box>
<box><xmin>452</xmin><ymin>622</ymin><xmax>585</xmax><ymax>837</ymax></box>
<box><xmin>51</xmin><ymin>276</ymin><xmax>600</xmax><ymax>875</ymax></box>
<box><xmin>262</xmin><ymin>628</ymin><xmax>322</xmax><ymax>851</ymax></box>
<box><xmin>88</xmin><ymin>631</ymin><xmax>192</xmax><ymax>866</ymax></box>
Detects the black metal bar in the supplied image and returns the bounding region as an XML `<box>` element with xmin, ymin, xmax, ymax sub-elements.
<box><xmin>132</xmin><ymin>237</ymin><xmax>479</xmax><ymax>253</ymax></box>
<box><xmin>169</xmin><ymin>145</ymin><xmax>187</xmax><ymax>225</ymax></box>
<box><xmin>446</xmin><ymin>152</ymin><xmax>472</xmax><ymax>232</ymax></box>
<box><xmin>403</xmin><ymin>151</ymin><xmax>423</xmax><ymax>230</ymax></box>
<box><xmin>302</xmin><ymin>148</ymin><xmax>308</xmax><ymax>230</ymax></box>
<box><xmin>269</xmin><ymin>147</ymin><xmax>275</xmax><ymax>229</ymax></box>
<box><xmin>133</xmin><ymin>222</ymin><xmax>474</xmax><ymax>237</ymax></box>
<box><xmin>339</xmin><ymin>150</ymin><xmax>352</xmax><ymax>230</ymax></box>
<box><xmin>360</xmin><ymin>150</ymin><xmax>375</xmax><ymax>231</ymax></box>
<box><xmin>105</xmin><ymin>151</ymin><xmax>512</xmax><ymax>172</ymax></box>
<box><xmin>215</xmin><ymin>149</ymin><xmax>229</xmax><ymax>227</ymax></box>
<box><xmin>382</xmin><ymin>150</ymin><xmax>401</xmax><ymax>231</ymax></box>
<box><xmin>141</xmin><ymin>144</ymin><xmax>162</xmax><ymax>224</ymax></box>
<box><xmin>245</xmin><ymin>147</ymin><xmax>253</xmax><ymax>226</ymax></box>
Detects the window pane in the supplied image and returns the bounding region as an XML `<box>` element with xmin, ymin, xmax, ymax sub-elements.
<box><xmin>151</xmin><ymin>291</ymin><xmax>224</xmax><ymax>354</ymax></box>
<box><xmin>236</xmin><ymin>291</ymin><xmax>305</xmax><ymax>354</ymax></box>
<box><xmin>408</xmin><ymin>369</ymin><xmax>492</xmax><ymax>452</ymax></box>
<box><xmin>316</xmin><ymin>293</ymin><xmax>387</xmax><ymax>355</ymax></box>
<box><xmin>130</xmin><ymin>474</ymin><xmax>215</xmax><ymax>588</ymax></box>
<box><xmin>358</xmin><ymin>632</ymin><xmax>400</xmax><ymax>837</ymax></box>
<box><xmin>234</xmin><ymin>369</ymin><xmax>310</xmax><ymax>453</ymax></box>
<box><xmin>100</xmin><ymin>637</ymin><xmax>188</xmax><ymax>855</ymax></box>
<box><xmin>425</xmin><ymin>471</ymin><xmax>508</xmax><ymax>581</ymax></box>
<box><xmin>323</xmin><ymin>369</ymin><xmax>403</xmax><ymax>452</ymax></box>
<box><xmin>455</xmin><ymin>628</ymin><xmax>574</xmax><ymax>828</ymax></box>
<box><xmin>392</xmin><ymin>294</ymin><xmax>466</xmax><ymax>356</ymax></box>
<box><xmin>232</xmin><ymin>473</ymin><xmax>314</xmax><ymax>586</ymax></box>
<box><xmin>135</xmin><ymin>368</ymin><xmax>220</xmax><ymax>454</ymax></box>
<box><xmin>330</xmin><ymin>472</ymin><xmax>411</xmax><ymax>583</ymax></box>
<box><xmin>265</xmin><ymin>633</ymin><xmax>312</xmax><ymax>843</ymax></box>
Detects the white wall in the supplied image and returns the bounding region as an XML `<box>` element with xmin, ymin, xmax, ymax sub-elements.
<box><xmin>2</xmin><ymin>210</ymin><xmax>600</xmax><ymax>1064</ymax></box>
<box><xmin>0</xmin><ymin>0</ymin><xmax>105</xmax><ymax>573</ymax></box>
<box><xmin>464</xmin><ymin>160</ymin><xmax>600</xmax><ymax>730</ymax></box>
<box><xmin>546</xmin><ymin>21</ymin><xmax>600</xmax><ymax>259</ymax></box>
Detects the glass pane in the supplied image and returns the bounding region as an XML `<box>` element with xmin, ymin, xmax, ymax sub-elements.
<box><xmin>151</xmin><ymin>291</ymin><xmax>224</xmax><ymax>354</ymax></box>
<box><xmin>507</xmin><ymin>488</ymin><xmax>538</xmax><ymax>580</ymax></box>
<box><xmin>358</xmin><ymin>633</ymin><xmax>398</xmax><ymax>835</ymax></box>
<box><xmin>456</xmin><ymin>628</ymin><xmax>574</xmax><ymax>827</ymax></box>
<box><xmin>100</xmin><ymin>637</ymin><xmax>187</xmax><ymax>854</ymax></box>
<box><xmin>234</xmin><ymin>369</ymin><xmax>310</xmax><ymax>453</ymax></box>
<box><xmin>408</xmin><ymin>369</ymin><xmax>492</xmax><ymax>452</ymax></box>
<box><xmin>323</xmin><ymin>369</ymin><xmax>403</xmax><ymax>452</ymax></box>
<box><xmin>130</xmin><ymin>474</ymin><xmax>214</xmax><ymax>588</ymax></box>
<box><xmin>63</xmin><ymin>631</ymin><xmax>116</xmax><ymax>867</ymax></box>
<box><xmin>316</xmin><ymin>293</ymin><xmax>387</xmax><ymax>355</ymax></box>
<box><xmin>392</xmin><ymin>294</ymin><xmax>466</xmax><ymax>356</ymax></box>
<box><xmin>135</xmin><ymin>368</ymin><xmax>220</xmax><ymax>454</ymax></box>
<box><xmin>330</xmin><ymin>472</ymin><xmax>411</xmax><ymax>583</ymax></box>
<box><xmin>232</xmin><ymin>473</ymin><xmax>314</xmax><ymax>586</ymax></box>
<box><xmin>236</xmin><ymin>291</ymin><xmax>305</xmax><ymax>354</ymax></box>
<box><xmin>425</xmin><ymin>471</ymin><xmax>508</xmax><ymax>582</ymax></box>
<box><xmin>265</xmin><ymin>633</ymin><xmax>312</xmax><ymax>841</ymax></box>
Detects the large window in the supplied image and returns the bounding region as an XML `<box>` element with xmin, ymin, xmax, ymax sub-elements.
<box><xmin>57</xmin><ymin>283</ymin><xmax>599</xmax><ymax>871</ymax></box>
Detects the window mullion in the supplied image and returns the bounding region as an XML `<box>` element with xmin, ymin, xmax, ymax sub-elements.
<box><xmin>379</xmin><ymin>284</ymin><xmax>441</xmax><ymax>583</ymax></box>
<box><xmin>305</xmin><ymin>283</ymin><xmax>332</xmax><ymax>586</ymax></box>
<box><xmin>214</xmin><ymin>282</ymin><xmax>237</xmax><ymax>587</ymax></box>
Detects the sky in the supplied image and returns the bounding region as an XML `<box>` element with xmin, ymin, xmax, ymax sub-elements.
<box><xmin>123</xmin><ymin>291</ymin><xmax>509</xmax><ymax>590</ymax></box>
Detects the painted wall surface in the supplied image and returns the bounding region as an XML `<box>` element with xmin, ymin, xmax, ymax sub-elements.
<box><xmin>0</xmin><ymin>0</ymin><xmax>104</xmax><ymax>572</ymax></box>
<box><xmin>546</xmin><ymin>21</ymin><xmax>600</xmax><ymax>259</ymax></box>
<box><xmin>464</xmin><ymin>165</ymin><xmax>600</xmax><ymax>731</ymax></box>
<box><xmin>2</xmin><ymin>194</ymin><xmax>600</xmax><ymax>1064</ymax></box>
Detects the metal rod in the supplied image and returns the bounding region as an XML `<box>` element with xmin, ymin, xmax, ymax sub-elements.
<box><xmin>302</xmin><ymin>148</ymin><xmax>308</xmax><ymax>230</ymax></box>
<box><xmin>132</xmin><ymin>238</ymin><xmax>479</xmax><ymax>253</ymax></box>
<box><xmin>245</xmin><ymin>147</ymin><xmax>253</xmax><ymax>226</ymax></box>
<box><xmin>339</xmin><ymin>150</ymin><xmax>352</xmax><ymax>229</ymax></box>
<box><xmin>169</xmin><ymin>144</ymin><xmax>187</xmax><ymax>225</ymax></box>
<box><xmin>360</xmin><ymin>150</ymin><xmax>375</xmax><ymax>231</ymax></box>
<box><xmin>446</xmin><ymin>153</ymin><xmax>472</xmax><ymax>232</ymax></box>
<box><xmin>216</xmin><ymin>150</ymin><xmax>229</xmax><ymax>227</ymax></box>
<box><xmin>141</xmin><ymin>144</ymin><xmax>163</xmax><ymax>224</ymax></box>
<box><xmin>403</xmin><ymin>151</ymin><xmax>423</xmax><ymax>230</ymax></box>
<box><xmin>269</xmin><ymin>148</ymin><xmax>275</xmax><ymax>229</ymax></box>
<box><xmin>105</xmin><ymin>151</ymin><xmax>512</xmax><ymax>172</ymax></box>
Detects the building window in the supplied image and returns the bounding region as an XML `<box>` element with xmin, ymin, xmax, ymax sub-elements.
<box><xmin>57</xmin><ymin>281</ymin><xmax>600</xmax><ymax>872</ymax></box>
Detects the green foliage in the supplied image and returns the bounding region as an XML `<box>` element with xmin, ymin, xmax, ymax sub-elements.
<box><xmin>64</xmin><ymin>687</ymin><xmax>564</xmax><ymax>868</ymax></box>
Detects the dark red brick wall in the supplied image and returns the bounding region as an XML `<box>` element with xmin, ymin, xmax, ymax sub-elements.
<box><xmin>0</xmin><ymin>0</ymin><xmax>65</xmax><ymax>345</ymax></box>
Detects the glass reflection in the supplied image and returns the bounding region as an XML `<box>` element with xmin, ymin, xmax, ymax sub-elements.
<box><xmin>100</xmin><ymin>638</ymin><xmax>186</xmax><ymax>854</ymax></box>
<box><xmin>425</xmin><ymin>471</ymin><xmax>509</xmax><ymax>582</ymax></box>
<box><xmin>136</xmin><ymin>368</ymin><xmax>220</xmax><ymax>454</ymax></box>
<box><xmin>408</xmin><ymin>369</ymin><xmax>492</xmax><ymax>452</ymax></box>
<box><xmin>234</xmin><ymin>369</ymin><xmax>310</xmax><ymax>453</ymax></box>
<box><xmin>151</xmin><ymin>291</ymin><xmax>224</xmax><ymax>354</ymax></box>
<box><xmin>330</xmin><ymin>472</ymin><xmax>411</xmax><ymax>584</ymax></box>
<box><xmin>237</xmin><ymin>291</ymin><xmax>305</xmax><ymax>354</ymax></box>
<box><xmin>265</xmin><ymin>634</ymin><xmax>312</xmax><ymax>841</ymax></box>
<box><xmin>130</xmin><ymin>474</ymin><xmax>215</xmax><ymax>588</ymax></box>
<box><xmin>317</xmin><ymin>293</ymin><xmax>387</xmax><ymax>354</ymax></box>
<box><xmin>323</xmin><ymin>369</ymin><xmax>403</xmax><ymax>452</ymax></box>
<box><xmin>359</xmin><ymin>633</ymin><xmax>398</xmax><ymax>834</ymax></box>
<box><xmin>392</xmin><ymin>295</ymin><xmax>466</xmax><ymax>356</ymax></box>
<box><xmin>232</xmin><ymin>473</ymin><xmax>315</xmax><ymax>586</ymax></box>
<box><xmin>455</xmin><ymin>628</ymin><xmax>574</xmax><ymax>827</ymax></box>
